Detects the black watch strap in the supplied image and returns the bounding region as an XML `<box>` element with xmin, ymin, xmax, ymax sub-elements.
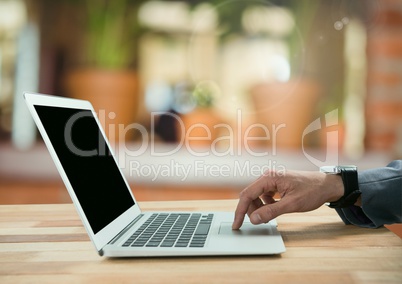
<box><xmin>328</xmin><ymin>167</ymin><xmax>361</xmax><ymax>208</ymax></box>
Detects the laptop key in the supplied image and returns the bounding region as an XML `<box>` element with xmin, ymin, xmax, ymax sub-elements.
<box><xmin>194</xmin><ymin>223</ymin><xmax>211</xmax><ymax>235</ymax></box>
<box><xmin>146</xmin><ymin>242</ymin><xmax>161</xmax><ymax>247</ymax></box>
<box><xmin>189</xmin><ymin>243</ymin><xmax>204</xmax><ymax>247</ymax></box>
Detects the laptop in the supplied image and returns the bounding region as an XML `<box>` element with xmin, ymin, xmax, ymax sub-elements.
<box><xmin>24</xmin><ymin>92</ymin><xmax>286</xmax><ymax>257</ymax></box>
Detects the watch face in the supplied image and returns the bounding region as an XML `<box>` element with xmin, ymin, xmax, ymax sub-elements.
<box><xmin>340</xmin><ymin>165</ymin><xmax>358</xmax><ymax>170</ymax></box>
<box><xmin>320</xmin><ymin>165</ymin><xmax>357</xmax><ymax>174</ymax></box>
<box><xmin>319</xmin><ymin>166</ymin><xmax>341</xmax><ymax>174</ymax></box>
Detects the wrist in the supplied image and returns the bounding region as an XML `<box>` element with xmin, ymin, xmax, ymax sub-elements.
<box><xmin>354</xmin><ymin>196</ymin><xmax>362</xmax><ymax>207</ymax></box>
<box><xmin>324</xmin><ymin>174</ymin><xmax>344</xmax><ymax>203</ymax></box>
<box><xmin>320</xmin><ymin>165</ymin><xmax>361</xmax><ymax>208</ymax></box>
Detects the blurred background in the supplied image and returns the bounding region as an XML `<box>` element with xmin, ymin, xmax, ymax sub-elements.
<box><xmin>0</xmin><ymin>0</ymin><xmax>401</xmax><ymax>204</ymax></box>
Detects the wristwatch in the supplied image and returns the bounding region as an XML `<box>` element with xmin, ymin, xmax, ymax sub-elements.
<box><xmin>319</xmin><ymin>165</ymin><xmax>361</xmax><ymax>208</ymax></box>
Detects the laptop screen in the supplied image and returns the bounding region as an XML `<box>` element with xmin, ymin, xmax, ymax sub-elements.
<box><xmin>34</xmin><ymin>105</ymin><xmax>135</xmax><ymax>234</ymax></box>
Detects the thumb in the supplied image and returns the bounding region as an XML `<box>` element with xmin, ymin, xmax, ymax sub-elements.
<box><xmin>249</xmin><ymin>200</ymin><xmax>290</xmax><ymax>224</ymax></box>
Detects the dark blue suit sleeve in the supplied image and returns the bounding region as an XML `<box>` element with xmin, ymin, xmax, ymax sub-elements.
<box><xmin>336</xmin><ymin>160</ymin><xmax>402</xmax><ymax>228</ymax></box>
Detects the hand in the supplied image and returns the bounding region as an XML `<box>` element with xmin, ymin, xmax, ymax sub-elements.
<box><xmin>232</xmin><ymin>170</ymin><xmax>344</xmax><ymax>229</ymax></box>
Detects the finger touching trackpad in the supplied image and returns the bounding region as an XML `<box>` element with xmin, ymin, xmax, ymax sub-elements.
<box><xmin>219</xmin><ymin>222</ymin><xmax>274</xmax><ymax>236</ymax></box>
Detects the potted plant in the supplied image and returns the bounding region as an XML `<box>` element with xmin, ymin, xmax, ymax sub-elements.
<box><xmin>63</xmin><ymin>0</ymin><xmax>143</xmax><ymax>142</ymax></box>
<box><xmin>177</xmin><ymin>82</ymin><xmax>222</xmax><ymax>148</ymax></box>
<box><xmin>248</xmin><ymin>1</ymin><xmax>322</xmax><ymax>150</ymax></box>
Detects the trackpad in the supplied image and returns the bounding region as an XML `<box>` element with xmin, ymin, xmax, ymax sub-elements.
<box><xmin>219</xmin><ymin>222</ymin><xmax>274</xmax><ymax>236</ymax></box>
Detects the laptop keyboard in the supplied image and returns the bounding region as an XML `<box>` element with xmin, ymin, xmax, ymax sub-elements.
<box><xmin>122</xmin><ymin>213</ymin><xmax>214</xmax><ymax>248</ymax></box>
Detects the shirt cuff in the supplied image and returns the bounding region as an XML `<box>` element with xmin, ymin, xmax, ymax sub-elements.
<box><xmin>335</xmin><ymin>206</ymin><xmax>380</xmax><ymax>228</ymax></box>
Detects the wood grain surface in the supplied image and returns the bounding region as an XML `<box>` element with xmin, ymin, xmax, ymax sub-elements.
<box><xmin>0</xmin><ymin>200</ymin><xmax>401</xmax><ymax>283</ymax></box>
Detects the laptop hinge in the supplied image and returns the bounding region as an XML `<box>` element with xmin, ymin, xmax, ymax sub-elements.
<box><xmin>108</xmin><ymin>214</ymin><xmax>144</xmax><ymax>245</ymax></box>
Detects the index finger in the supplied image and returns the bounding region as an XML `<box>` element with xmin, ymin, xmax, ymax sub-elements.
<box><xmin>232</xmin><ymin>174</ymin><xmax>275</xmax><ymax>229</ymax></box>
<box><xmin>232</xmin><ymin>193</ymin><xmax>254</xmax><ymax>230</ymax></box>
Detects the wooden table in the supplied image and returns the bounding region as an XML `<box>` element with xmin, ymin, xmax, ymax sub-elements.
<box><xmin>1</xmin><ymin>200</ymin><xmax>401</xmax><ymax>283</ymax></box>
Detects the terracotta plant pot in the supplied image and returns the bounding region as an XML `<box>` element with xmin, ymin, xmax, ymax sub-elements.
<box><xmin>250</xmin><ymin>79</ymin><xmax>320</xmax><ymax>149</ymax></box>
<box><xmin>178</xmin><ymin>108</ymin><xmax>221</xmax><ymax>148</ymax></box>
<box><xmin>64</xmin><ymin>69</ymin><xmax>139</xmax><ymax>142</ymax></box>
